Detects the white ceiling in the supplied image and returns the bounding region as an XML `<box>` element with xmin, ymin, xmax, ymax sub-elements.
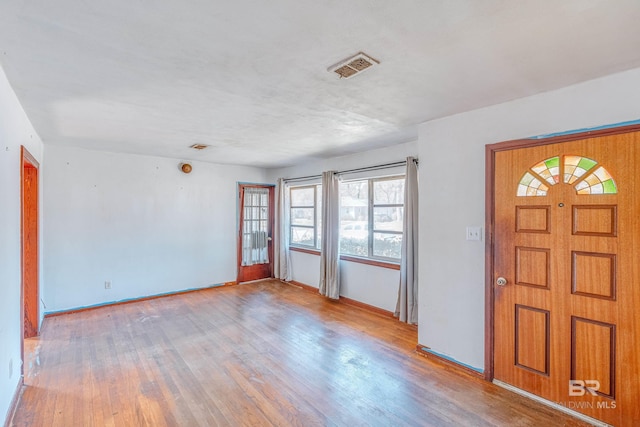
<box><xmin>2</xmin><ymin>1</ymin><xmax>640</xmax><ymax>168</ymax></box>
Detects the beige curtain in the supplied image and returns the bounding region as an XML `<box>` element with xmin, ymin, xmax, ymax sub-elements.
<box><xmin>319</xmin><ymin>171</ymin><xmax>340</xmax><ymax>299</ymax></box>
<box><xmin>395</xmin><ymin>157</ymin><xmax>418</xmax><ymax>324</ymax></box>
<box><xmin>273</xmin><ymin>178</ymin><xmax>292</xmax><ymax>281</ymax></box>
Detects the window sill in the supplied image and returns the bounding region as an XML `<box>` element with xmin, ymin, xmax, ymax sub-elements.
<box><xmin>339</xmin><ymin>255</ymin><xmax>401</xmax><ymax>270</ymax></box>
<box><xmin>289</xmin><ymin>246</ymin><xmax>320</xmax><ymax>256</ymax></box>
<box><xmin>289</xmin><ymin>246</ymin><xmax>400</xmax><ymax>270</ymax></box>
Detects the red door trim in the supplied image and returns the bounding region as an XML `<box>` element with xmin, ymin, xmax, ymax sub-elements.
<box><xmin>20</xmin><ymin>146</ymin><xmax>40</xmax><ymax>378</ymax></box>
<box><xmin>484</xmin><ymin>123</ymin><xmax>640</xmax><ymax>381</ymax></box>
<box><xmin>237</xmin><ymin>184</ymin><xmax>275</xmax><ymax>283</ymax></box>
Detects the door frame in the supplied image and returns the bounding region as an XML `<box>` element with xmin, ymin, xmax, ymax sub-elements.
<box><xmin>236</xmin><ymin>183</ymin><xmax>276</xmax><ymax>283</ymax></box>
<box><xmin>20</xmin><ymin>145</ymin><xmax>40</xmax><ymax>375</ymax></box>
<box><xmin>484</xmin><ymin>123</ymin><xmax>640</xmax><ymax>381</ymax></box>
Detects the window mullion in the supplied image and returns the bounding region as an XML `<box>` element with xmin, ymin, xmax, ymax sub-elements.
<box><xmin>289</xmin><ymin>187</ymin><xmax>293</xmax><ymax>247</ymax></box>
<box><xmin>368</xmin><ymin>178</ymin><xmax>374</xmax><ymax>258</ymax></box>
<box><xmin>313</xmin><ymin>185</ymin><xmax>317</xmax><ymax>248</ymax></box>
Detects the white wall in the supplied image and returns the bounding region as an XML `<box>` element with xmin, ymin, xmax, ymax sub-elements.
<box><xmin>289</xmin><ymin>250</ymin><xmax>401</xmax><ymax>312</ymax></box>
<box><xmin>0</xmin><ymin>65</ymin><xmax>44</xmax><ymax>425</ymax></box>
<box><xmin>289</xmin><ymin>251</ymin><xmax>321</xmax><ymax>290</ymax></box>
<box><xmin>268</xmin><ymin>141</ymin><xmax>417</xmax><ymax>312</ymax></box>
<box><xmin>43</xmin><ymin>146</ymin><xmax>267</xmax><ymax>312</ymax></box>
<box><xmin>418</xmin><ymin>66</ymin><xmax>640</xmax><ymax>371</ymax></box>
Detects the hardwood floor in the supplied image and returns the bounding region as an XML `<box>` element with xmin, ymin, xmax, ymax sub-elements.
<box><xmin>11</xmin><ymin>280</ymin><xmax>590</xmax><ymax>426</ymax></box>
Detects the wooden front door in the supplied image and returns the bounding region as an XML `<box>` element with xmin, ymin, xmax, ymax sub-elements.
<box><xmin>237</xmin><ymin>184</ymin><xmax>274</xmax><ymax>283</ymax></box>
<box><xmin>492</xmin><ymin>130</ymin><xmax>640</xmax><ymax>426</ymax></box>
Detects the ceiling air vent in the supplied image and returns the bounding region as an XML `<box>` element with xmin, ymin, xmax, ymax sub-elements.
<box><xmin>328</xmin><ymin>52</ymin><xmax>379</xmax><ymax>79</ymax></box>
<box><xmin>190</xmin><ymin>144</ymin><xmax>209</xmax><ymax>150</ymax></box>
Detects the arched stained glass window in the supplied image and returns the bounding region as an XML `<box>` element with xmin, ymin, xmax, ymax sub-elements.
<box><xmin>517</xmin><ymin>172</ymin><xmax>549</xmax><ymax>196</ymax></box>
<box><xmin>516</xmin><ymin>155</ymin><xmax>617</xmax><ymax>196</ymax></box>
<box><xmin>564</xmin><ymin>156</ymin><xmax>597</xmax><ymax>184</ymax></box>
<box><xmin>531</xmin><ymin>156</ymin><xmax>560</xmax><ymax>185</ymax></box>
<box><xmin>575</xmin><ymin>166</ymin><xmax>617</xmax><ymax>194</ymax></box>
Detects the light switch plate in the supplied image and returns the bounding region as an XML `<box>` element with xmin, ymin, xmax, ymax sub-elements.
<box><xmin>466</xmin><ymin>226</ymin><xmax>482</xmax><ymax>241</ymax></box>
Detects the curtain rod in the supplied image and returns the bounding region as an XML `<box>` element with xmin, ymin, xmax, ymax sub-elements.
<box><xmin>284</xmin><ymin>174</ymin><xmax>323</xmax><ymax>183</ymax></box>
<box><xmin>283</xmin><ymin>158</ymin><xmax>418</xmax><ymax>183</ymax></box>
<box><xmin>339</xmin><ymin>159</ymin><xmax>417</xmax><ymax>175</ymax></box>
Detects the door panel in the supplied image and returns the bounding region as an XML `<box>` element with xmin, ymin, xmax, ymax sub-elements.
<box><xmin>571</xmin><ymin>317</ymin><xmax>615</xmax><ymax>399</ymax></box>
<box><xmin>237</xmin><ymin>184</ymin><xmax>274</xmax><ymax>283</ymax></box>
<box><xmin>515</xmin><ymin>247</ymin><xmax>550</xmax><ymax>288</ymax></box>
<box><xmin>515</xmin><ymin>305</ymin><xmax>550</xmax><ymax>375</ymax></box>
<box><xmin>571</xmin><ymin>251</ymin><xmax>616</xmax><ymax>299</ymax></box>
<box><xmin>493</xmin><ymin>132</ymin><xmax>640</xmax><ymax>426</ymax></box>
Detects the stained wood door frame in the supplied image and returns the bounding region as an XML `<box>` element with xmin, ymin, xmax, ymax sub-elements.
<box><xmin>20</xmin><ymin>146</ymin><xmax>40</xmax><ymax>376</ymax></box>
<box><xmin>484</xmin><ymin>123</ymin><xmax>640</xmax><ymax>381</ymax></box>
<box><xmin>236</xmin><ymin>183</ymin><xmax>275</xmax><ymax>283</ymax></box>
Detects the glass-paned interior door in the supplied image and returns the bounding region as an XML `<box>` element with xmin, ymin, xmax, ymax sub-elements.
<box><xmin>242</xmin><ymin>187</ymin><xmax>269</xmax><ymax>266</ymax></box>
<box><xmin>237</xmin><ymin>184</ymin><xmax>274</xmax><ymax>283</ymax></box>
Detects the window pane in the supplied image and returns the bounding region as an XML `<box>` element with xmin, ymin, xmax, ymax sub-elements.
<box><xmin>339</xmin><ymin>180</ymin><xmax>369</xmax><ymax>256</ymax></box>
<box><xmin>373</xmin><ymin>232</ymin><xmax>402</xmax><ymax>259</ymax></box>
<box><xmin>373</xmin><ymin>207</ymin><xmax>403</xmax><ymax>232</ymax></box>
<box><xmin>339</xmin><ymin>180</ymin><xmax>366</xmax><ymax>256</ymax></box>
<box><xmin>340</xmin><ymin>182</ymin><xmax>368</xmax><ymax>228</ymax></box>
<box><xmin>291</xmin><ymin>187</ymin><xmax>315</xmax><ymax>206</ymax></box>
<box><xmin>291</xmin><ymin>227</ymin><xmax>314</xmax><ymax>246</ymax></box>
<box><xmin>374</xmin><ymin>178</ymin><xmax>404</xmax><ymax>205</ymax></box>
<box><xmin>291</xmin><ymin>208</ymin><xmax>314</xmax><ymax>226</ymax></box>
<box><xmin>340</xmin><ymin>228</ymin><xmax>368</xmax><ymax>257</ymax></box>
<box><xmin>340</xmin><ymin>181</ymin><xmax>368</xmax><ymax>221</ymax></box>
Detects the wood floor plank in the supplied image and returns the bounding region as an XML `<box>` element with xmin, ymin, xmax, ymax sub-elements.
<box><xmin>11</xmin><ymin>280</ymin><xmax>592</xmax><ymax>427</ymax></box>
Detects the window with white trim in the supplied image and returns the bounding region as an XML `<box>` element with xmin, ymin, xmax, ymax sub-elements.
<box><xmin>289</xmin><ymin>184</ymin><xmax>322</xmax><ymax>249</ymax></box>
<box><xmin>340</xmin><ymin>176</ymin><xmax>404</xmax><ymax>260</ymax></box>
<box><xmin>288</xmin><ymin>176</ymin><xmax>405</xmax><ymax>261</ymax></box>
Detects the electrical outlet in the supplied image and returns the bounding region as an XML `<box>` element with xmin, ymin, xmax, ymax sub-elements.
<box><xmin>9</xmin><ymin>358</ymin><xmax>13</xmax><ymax>379</ymax></box>
<box><xmin>105</xmin><ymin>280</ymin><xmax>112</xmax><ymax>289</ymax></box>
<box><xmin>466</xmin><ymin>226</ymin><xmax>482</xmax><ymax>241</ymax></box>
